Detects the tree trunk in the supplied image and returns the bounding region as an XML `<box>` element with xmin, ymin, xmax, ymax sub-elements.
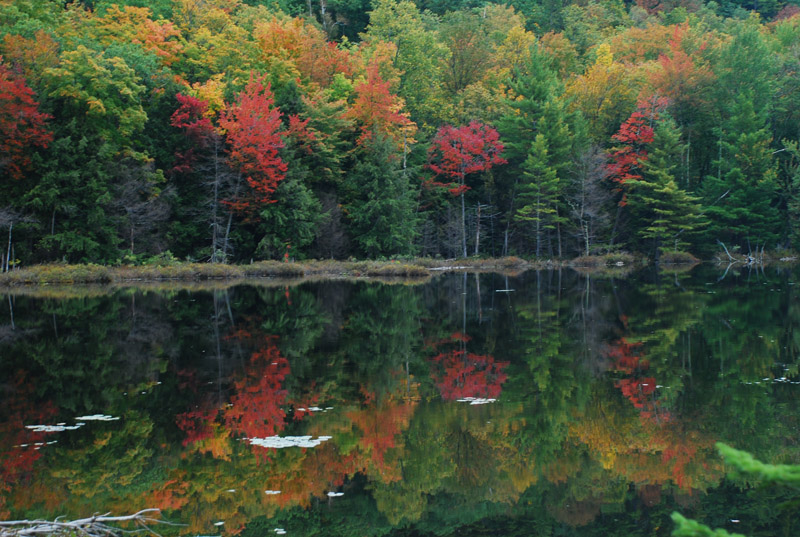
<box><xmin>6</xmin><ymin>222</ymin><xmax>12</xmax><ymax>273</ymax></box>
<box><xmin>460</xmin><ymin>189</ymin><xmax>467</xmax><ymax>258</ymax></box>
<box><xmin>474</xmin><ymin>203</ymin><xmax>481</xmax><ymax>256</ymax></box>
<box><xmin>556</xmin><ymin>209</ymin><xmax>562</xmax><ymax>258</ymax></box>
<box><xmin>211</xmin><ymin>141</ymin><xmax>221</xmax><ymax>263</ymax></box>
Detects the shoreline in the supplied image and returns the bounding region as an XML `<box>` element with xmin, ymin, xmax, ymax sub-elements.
<box><xmin>0</xmin><ymin>255</ymin><xmax>657</xmax><ymax>287</ymax></box>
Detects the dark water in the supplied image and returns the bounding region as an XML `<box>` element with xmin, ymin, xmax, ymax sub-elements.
<box><xmin>1</xmin><ymin>266</ymin><xmax>799</xmax><ymax>536</ymax></box>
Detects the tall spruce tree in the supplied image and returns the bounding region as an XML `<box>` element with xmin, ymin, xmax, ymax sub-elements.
<box><xmin>497</xmin><ymin>43</ymin><xmax>581</xmax><ymax>257</ymax></box>
<box><xmin>626</xmin><ymin>118</ymin><xmax>706</xmax><ymax>258</ymax></box>
<box><xmin>700</xmin><ymin>93</ymin><xmax>781</xmax><ymax>253</ymax></box>
<box><xmin>516</xmin><ymin>135</ymin><xmax>563</xmax><ymax>257</ymax></box>
<box><xmin>343</xmin><ymin>134</ymin><xmax>418</xmax><ymax>258</ymax></box>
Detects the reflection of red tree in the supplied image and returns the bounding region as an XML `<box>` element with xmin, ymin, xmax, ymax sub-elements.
<box><xmin>175</xmin><ymin>330</ymin><xmax>293</xmax><ymax>452</ymax></box>
<box><xmin>606</xmin><ymin>338</ymin><xmax>663</xmax><ymax>417</ymax></box>
<box><xmin>174</xmin><ymin>368</ymin><xmax>219</xmax><ymax>446</ymax></box>
<box><xmin>175</xmin><ymin>408</ymin><xmax>218</xmax><ymax>446</ymax></box>
<box><xmin>0</xmin><ymin>371</ymin><xmax>59</xmax><ymax>518</ymax></box>
<box><xmin>224</xmin><ymin>336</ymin><xmax>289</xmax><ymax>441</ymax></box>
<box><xmin>431</xmin><ymin>350</ymin><xmax>508</xmax><ymax>401</ymax></box>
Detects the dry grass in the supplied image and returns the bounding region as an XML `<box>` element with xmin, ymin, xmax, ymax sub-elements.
<box><xmin>1</xmin><ymin>254</ymin><xmax>665</xmax><ymax>289</ymax></box>
<box><xmin>0</xmin><ymin>260</ymin><xmax>433</xmax><ymax>287</ymax></box>
<box><xmin>658</xmin><ymin>250</ymin><xmax>700</xmax><ymax>265</ymax></box>
<box><xmin>569</xmin><ymin>253</ymin><xmax>636</xmax><ymax>268</ymax></box>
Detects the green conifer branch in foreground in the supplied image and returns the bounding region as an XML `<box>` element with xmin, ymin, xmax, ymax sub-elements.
<box><xmin>672</xmin><ymin>442</ymin><xmax>800</xmax><ymax>536</ymax></box>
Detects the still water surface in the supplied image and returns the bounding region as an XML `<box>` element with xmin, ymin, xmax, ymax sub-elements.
<box><xmin>1</xmin><ymin>266</ymin><xmax>799</xmax><ymax>536</ymax></box>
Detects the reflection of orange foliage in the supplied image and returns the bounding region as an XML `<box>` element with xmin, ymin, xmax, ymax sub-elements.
<box><xmin>145</xmin><ymin>475</ymin><xmax>191</xmax><ymax>511</ymax></box>
<box><xmin>430</xmin><ymin>350</ymin><xmax>509</xmax><ymax>401</ymax></box>
<box><xmin>263</xmin><ymin>444</ymin><xmax>358</xmax><ymax>510</ymax></box>
<box><xmin>0</xmin><ymin>371</ymin><xmax>59</xmax><ymax>518</ymax></box>
<box><xmin>568</xmin><ymin>398</ymin><xmax>725</xmax><ymax>492</ymax></box>
<box><xmin>346</xmin><ymin>398</ymin><xmax>415</xmax><ymax>481</ymax></box>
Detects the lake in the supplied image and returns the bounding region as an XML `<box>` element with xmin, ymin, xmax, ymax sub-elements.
<box><xmin>1</xmin><ymin>265</ymin><xmax>799</xmax><ymax>536</ymax></box>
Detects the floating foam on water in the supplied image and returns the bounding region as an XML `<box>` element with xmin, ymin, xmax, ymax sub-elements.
<box><xmin>25</xmin><ymin>424</ymin><xmax>84</xmax><ymax>433</ymax></box>
<box><xmin>297</xmin><ymin>406</ymin><xmax>332</xmax><ymax>413</ymax></box>
<box><xmin>248</xmin><ymin>436</ymin><xmax>332</xmax><ymax>449</ymax></box>
<box><xmin>74</xmin><ymin>415</ymin><xmax>120</xmax><ymax>421</ymax></box>
<box><xmin>264</xmin><ymin>490</ymin><xmax>281</xmax><ymax>495</ymax></box>
<box><xmin>455</xmin><ymin>397</ymin><xmax>497</xmax><ymax>405</ymax></box>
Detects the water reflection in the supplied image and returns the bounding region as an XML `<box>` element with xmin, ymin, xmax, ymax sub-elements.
<box><xmin>1</xmin><ymin>266</ymin><xmax>799</xmax><ymax>536</ymax></box>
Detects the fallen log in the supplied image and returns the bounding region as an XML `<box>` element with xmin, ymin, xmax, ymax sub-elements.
<box><xmin>0</xmin><ymin>509</ymin><xmax>167</xmax><ymax>537</ymax></box>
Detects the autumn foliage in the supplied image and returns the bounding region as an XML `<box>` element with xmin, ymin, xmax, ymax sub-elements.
<box><xmin>219</xmin><ymin>75</ymin><xmax>288</xmax><ymax>215</ymax></box>
<box><xmin>427</xmin><ymin>121</ymin><xmax>506</xmax><ymax>195</ymax></box>
<box><xmin>606</xmin><ymin>97</ymin><xmax>668</xmax><ymax>204</ymax></box>
<box><xmin>345</xmin><ymin>61</ymin><xmax>416</xmax><ymax>146</ymax></box>
<box><xmin>0</xmin><ymin>59</ymin><xmax>52</xmax><ymax>180</ymax></box>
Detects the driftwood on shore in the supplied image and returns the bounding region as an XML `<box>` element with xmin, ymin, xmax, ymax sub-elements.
<box><xmin>0</xmin><ymin>509</ymin><xmax>166</xmax><ymax>537</ymax></box>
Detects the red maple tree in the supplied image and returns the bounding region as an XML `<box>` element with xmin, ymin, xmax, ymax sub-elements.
<box><xmin>0</xmin><ymin>60</ymin><xmax>52</xmax><ymax>180</ymax></box>
<box><xmin>427</xmin><ymin>121</ymin><xmax>506</xmax><ymax>257</ymax></box>
<box><xmin>219</xmin><ymin>74</ymin><xmax>288</xmax><ymax>216</ymax></box>
<box><xmin>606</xmin><ymin>97</ymin><xmax>668</xmax><ymax>205</ymax></box>
<box><xmin>170</xmin><ymin>93</ymin><xmax>216</xmax><ymax>174</ymax></box>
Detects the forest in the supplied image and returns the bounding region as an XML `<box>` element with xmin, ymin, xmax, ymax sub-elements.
<box><xmin>2</xmin><ymin>0</ymin><xmax>800</xmax><ymax>265</ymax></box>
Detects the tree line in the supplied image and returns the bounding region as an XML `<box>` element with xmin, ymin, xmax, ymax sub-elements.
<box><xmin>3</xmin><ymin>0</ymin><xmax>800</xmax><ymax>264</ymax></box>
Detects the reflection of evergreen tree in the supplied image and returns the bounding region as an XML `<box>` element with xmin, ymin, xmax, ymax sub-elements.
<box><xmin>337</xmin><ymin>284</ymin><xmax>425</xmax><ymax>400</ymax></box>
<box><xmin>2</xmin><ymin>271</ymin><xmax>800</xmax><ymax>537</ymax></box>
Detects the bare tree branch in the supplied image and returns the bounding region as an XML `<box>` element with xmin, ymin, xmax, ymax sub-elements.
<box><xmin>0</xmin><ymin>509</ymin><xmax>175</xmax><ymax>537</ymax></box>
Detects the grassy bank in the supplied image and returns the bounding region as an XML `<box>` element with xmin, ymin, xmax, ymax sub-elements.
<box><xmin>0</xmin><ymin>258</ymin><xmax>538</xmax><ymax>286</ymax></box>
<box><xmin>0</xmin><ymin>254</ymin><xmax>664</xmax><ymax>287</ymax></box>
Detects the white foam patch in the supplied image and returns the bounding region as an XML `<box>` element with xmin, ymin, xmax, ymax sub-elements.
<box><xmin>248</xmin><ymin>436</ymin><xmax>332</xmax><ymax>449</ymax></box>
<box><xmin>455</xmin><ymin>397</ymin><xmax>497</xmax><ymax>405</ymax></box>
<box><xmin>327</xmin><ymin>491</ymin><xmax>344</xmax><ymax>497</ymax></box>
<box><xmin>264</xmin><ymin>490</ymin><xmax>281</xmax><ymax>495</ymax></box>
<box><xmin>74</xmin><ymin>415</ymin><xmax>120</xmax><ymax>421</ymax></box>
<box><xmin>25</xmin><ymin>424</ymin><xmax>84</xmax><ymax>433</ymax></box>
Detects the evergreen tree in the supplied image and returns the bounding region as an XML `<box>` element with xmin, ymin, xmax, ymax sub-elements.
<box><xmin>343</xmin><ymin>134</ymin><xmax>418</xmax><ymax>258</ymax></box>
<box><xmin>626</xmin><ymin>118</ymin><xmax>706</xmax><ymax>257</ymax></box>
<box><xmin>497</xmin><ymin>43</ymin><xmax>582</xmax><ymax>257</ymax></box>
<box><xmin>700</xmin><ymin>93</ymin><xmax>781</xmax><ymax>252</ymax></box>
<box><xmin>515</xmin><ymin>135</ymin><xmax>563</xmax><ymax>258</ymax></box>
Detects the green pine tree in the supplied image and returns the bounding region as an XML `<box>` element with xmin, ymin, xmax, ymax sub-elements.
<box><xmin>626</xmin><ymin>118</ymin><xmax>707</xmax><ymax>258</ymax></box>
<box><xmin>700</xmin><ymin>93</ymin><xmax>781</xmax><ymax>253</ymax></box>
<box><xmin>516</xmin><ymin>135</ymin><xmax>564</xmax><ymax>258</ymax></box>
<box><xmin>343</xmin><ymin>134</ymin><xmax>418</xmax><ymax>258</ymax></box>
